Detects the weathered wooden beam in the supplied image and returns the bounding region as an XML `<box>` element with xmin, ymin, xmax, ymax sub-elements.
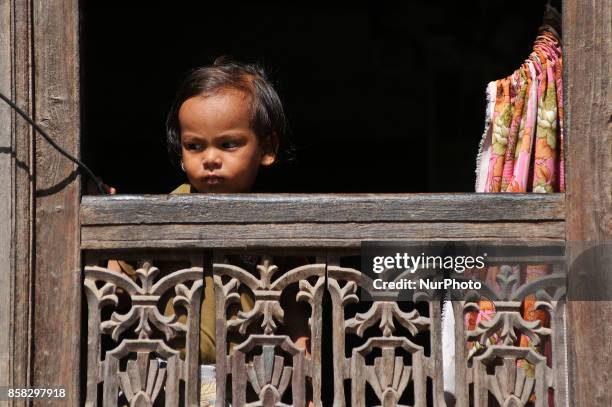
<box><xmin>564</xmin><ymin>0</ymin><xmax>612</xmax><ymax>405</ymax></box>
<box><xmin>0</xmin><ymin>0</ymin><xmax>13</xmax><ymax>394</ymax></box>
<box><xmin>81</xmin><ymin>221</ymin><xmax>565</xmax><ymax>249</ymax></box>
<box><xmin>81</xmin><ymin>193</ymin><xmax>565</xmax><ymax>225</ymax></box>
<box><xmin>32</xmin><ymin>0</ymin><xmax>81</xmax><ymax>404</ymax></box>
<box><xmin>0</xmin><ymin>0</ymin><xmax>35</xmax><ymax>403</ymax></box>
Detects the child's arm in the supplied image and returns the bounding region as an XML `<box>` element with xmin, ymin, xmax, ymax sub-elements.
<box><xmin>86</xmin><ymin>177</ymin><xmax>116</xmax><ymax>195</ymax></box>
<box><xmin>85</xmin><ymin>180</ymin><xmax>127</xmax><ymax>274</ymax></box>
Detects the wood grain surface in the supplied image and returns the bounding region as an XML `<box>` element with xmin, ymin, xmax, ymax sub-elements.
<box><xmin>81</xmin><ymin>193</ymin><xmax>565</xmax><ymax>224</ymax></box>
<box><xmin>81</xmin><ymin>221</ymin><xmax>566</xmax><ymax>249</ymax></box>
<box><xmin>1</xmin><ymin>1</ymin><xmax>35</xmax><ymax>404</ymax></box>
<box><xmin>564</xmin><ymin>0</ymin><xmax>612</xmax><ymax>405</ymax></box>
<box><xmin>32</xmin><ymin>0</ymin><xmax>82</xmax><ymax>404</ymax></box>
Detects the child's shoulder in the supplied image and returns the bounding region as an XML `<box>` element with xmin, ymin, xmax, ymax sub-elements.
<box><xmin>171</xmin><ymin>183</ymin><xmax>196</xmax><ymax>194</ymax></box>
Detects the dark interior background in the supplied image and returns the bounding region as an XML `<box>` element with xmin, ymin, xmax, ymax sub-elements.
<box><xmin>81</xmin><ymin>0</ymin><xmax>561</xmax><ymax>193</ymax></box>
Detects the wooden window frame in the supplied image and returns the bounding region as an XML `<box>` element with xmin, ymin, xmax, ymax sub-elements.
<box><xmin>1</xmin><ymin>0</ymin><xmax>610</xmax><ymax>405</ymax></box>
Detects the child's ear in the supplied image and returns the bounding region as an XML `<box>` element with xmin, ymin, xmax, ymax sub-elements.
<box><xmin>260</xmin><ymin>135</ymin><xmax>278</xmax><ymax>167</ymax></box>
<box><xmin>260</xmin><ymin>152</ymin><xmax>276</xmax><ymax>167</ymax></box>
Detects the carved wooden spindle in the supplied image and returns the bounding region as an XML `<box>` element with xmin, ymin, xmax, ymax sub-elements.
<box><xmin>328</xmin><ymin>259</ymin><xmax>444</xmax><ymax>407</ymax></box>
<box><xmin>214</xmin><ymin>255</ymin><xmax>325</xmax><ymax>407</ymax></box>
<box><xmin>453</xmin><ymin>263</ymin><xmax>567</xmax><ymax>406</ymax></box>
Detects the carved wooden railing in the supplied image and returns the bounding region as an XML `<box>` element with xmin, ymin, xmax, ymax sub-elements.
<box><xmin>80</xmin><ymin>194</ymin><xmax>567</xmax><ymax>406</ymax></box>
<box><xmin>450</xmin><ymin>264</ymin><xmax>567</xmax><ymax>407</ymax></box>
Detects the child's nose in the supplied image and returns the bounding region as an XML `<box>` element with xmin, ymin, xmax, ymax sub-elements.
<box><xmin>202</xmin><ymin>149</ymin><xmax>222</xmax><ymax>170</ymax></box>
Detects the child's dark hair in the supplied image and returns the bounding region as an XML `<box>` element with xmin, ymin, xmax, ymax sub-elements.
<box><xmin>166</xmin><ymin>57</ymin><xmax>289</xmax><ymax>168</ymax></box>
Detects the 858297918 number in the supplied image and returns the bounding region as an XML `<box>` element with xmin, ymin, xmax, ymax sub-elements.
<box><xmin>0</xmin><ymin>387</ymin><xmax>67</xmax><ymax>400</ymax></box>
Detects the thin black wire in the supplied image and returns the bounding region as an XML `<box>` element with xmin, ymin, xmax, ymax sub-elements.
<box><xmin>0</xmin><ymin>91</ymin><xmax>107</xmax><ymax>194</ymax></box>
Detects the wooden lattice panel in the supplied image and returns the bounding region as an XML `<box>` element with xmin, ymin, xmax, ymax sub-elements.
<box><xmin>213</xmin><ymin>255</ymin><xmax>326</xmax><ymax>407</ymax></box>
<box><xmin>327</xmin><ymin>259</ymin><xmax>446</xmax><ymax>407</ymax></box>
<box><xmin>84</xmin><ymin>254</ymin><xmax>203</xmax><ymax>406</ymax></box>
<box><xmin>451</xmin><ymin>265</ymin><xmax>567</xmax><ymax>407</ymax></box>
<box><xmin>83</xmin><ymin>252</ymin><xmax>568</xmax><ymax>407</ymax></box>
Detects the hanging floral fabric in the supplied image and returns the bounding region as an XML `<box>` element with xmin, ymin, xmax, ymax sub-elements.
<box><xmin>475</xmin><ymin>32</ymin><xmax>563</xmax><ymax>194</ymax></box>
<box><xmin>466</xmin><ymin>6</ymin><xmax>563</xmax><ymax>405</ymax></box>
<box><xmin>441</xmin><ymin>7</ymin><xmax>564</xmax><ymax>406</ymax></box>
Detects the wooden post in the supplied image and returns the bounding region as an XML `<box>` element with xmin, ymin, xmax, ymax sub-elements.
<box><xmin>0</xmin><ymin>1</ymin><xmax>36</xmax><ymax>405</ymax></box>
<box><xmin>31</xmin><ymin>0</ymin><xmax>82</xmax><ymax>404</ymax></box>
<box><xmin>564</xmin><ymin>0</ymin><xmax>612</xmax><ymax>405</ymax></box>
<box><xmin>0</xmin><ymin>0</ymin><xmax>13</xmax><ymax>392</ymax></box>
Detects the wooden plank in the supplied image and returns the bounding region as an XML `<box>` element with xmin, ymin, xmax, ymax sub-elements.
<box><xmin>185</xmin><ymin>254</ymin><xmax>203</xmax><ymax>407</ymax></box>
<box><xmin>552</xmin><ymin>302</ymin><xmax>568</xmax><ymax>407</ymax></box>
<box><xmin>83</xmin><ymin>254</ymin><xmax>102</xmax><ymax>406</ymax></box>
<box><xmin>564</xmin><ymin>0</ymin><xmax>612</xmax><ymax>405</ymax></box>
<box><xmin>80</xmin><ymin>221</ymin><xmax>565</xmax><ymax>249</ymax></box>
<box><xmin>0</xmin><ymin>0</ymin><xmax>12</xmax><ymax>391</ymax></box>
<box><xmin>0</xmin><ymin>0</ymin><xmax>35</xmax><ymax>403</ymax></box>
<box><xmin>80</xmin><ymin>193</ymin><xmax>566</xmax><ymax>225</ymax></box>
<box><xmin>12</xmin><ymin>0</ymin><xmax>35</xmax><ymax>399</ymax></box>
<box><xmin>32</xmin><ymin>0</ymin><xmax>81</xmax><ymax>404</ymax></box>
<box><xmin>326</xmin><ymin>258</ymin><xmax>354</xmax><ymax>407</ymax></box>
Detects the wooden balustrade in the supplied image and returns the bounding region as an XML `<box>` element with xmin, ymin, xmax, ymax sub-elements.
<box><xmin>80</xmin><ymin>194</ymin><xmax>567</xmax><ymax>406</ymax></box>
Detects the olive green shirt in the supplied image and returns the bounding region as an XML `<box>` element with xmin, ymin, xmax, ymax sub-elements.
<box><xmin>118</xmin><ymin>184</ymin><xmax>254</xmax><ymax>363</ymax></box>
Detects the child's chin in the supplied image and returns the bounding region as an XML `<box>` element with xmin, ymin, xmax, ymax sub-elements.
<box><xmin>192</xmin><ymin>178</ymin><xmax>252</xmax><ymax>193</ymax></box>
<box><xmin>193</xmin><ymin>183</ymin><xmax>233</xmax><ymax>193</ymax></box>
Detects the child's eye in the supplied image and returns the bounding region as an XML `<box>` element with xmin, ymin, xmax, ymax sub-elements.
<box><xmin>221</xmin><ymin>141</ymin><xmax>241</xmax><ymax>149</ymax></box>
<box><xmin>186</xmin><ymin>143</ymin><xmax>203</xmax><ymax>151</ymax></box>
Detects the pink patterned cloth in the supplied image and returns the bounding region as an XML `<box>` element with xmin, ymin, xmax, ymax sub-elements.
<box><xmin>506</xmin><ymin>61</ymin><xmax>538</xmax><ymax>192</ymax></box>
<box><xmin>476</xmin><ymin>30</ymin><xmax>563</xmax><ymax>194</ymax></box>
<box><xmin>501</xmin><ymin>69</ymin><xmax>528</xmax><ymax>191</ymax></box>
<box><xmin>471</xmin><ymin>28</ymin><xmax>564</xmax><ymax>395</ymax></box>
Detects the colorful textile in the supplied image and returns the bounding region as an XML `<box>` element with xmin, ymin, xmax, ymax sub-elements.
<box><xmin>501</xmin><ymin>70</ymin><xmax>528</xmax><ymax>191</ymax></box>
<box><xmin>506</xmin><ymin>62</ymin><xmax>538</xmax><ymax>192</ymax></box>
<box><xmin>475</xmin><ymin>82</ymin><xmax>498</xmax><ymax>192</ymax></box>
<box><xmin>533</xmin><ymin>50</ymin><xmax>558</xmax><ymax>193</ymax></box>
<box><xmin>470</xmin><ymin>26</ymin><xmax>564</xmax><ymax>402</ymax></box>
<box><xmin>484</xmin><ymin>79</ymin><xmax>513</xmax><ymax>192</ymax></box>
<box><xmin>476</xmin><ymin>30</ymin><xmax>564</xmax><ymax>194</ymax></box>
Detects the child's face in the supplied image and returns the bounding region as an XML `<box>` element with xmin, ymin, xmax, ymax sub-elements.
<box><xmin>179</xmin><ymin>89</ymin><xmax>275</xmax><ymax>193</ymax></box>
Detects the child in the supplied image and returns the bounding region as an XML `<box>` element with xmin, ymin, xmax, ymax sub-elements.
<box><xmin>170</xmin><ymin>58</ymin><xmax>295</xmax><ymax>405</ymax></box>
<box><xmin>165</xmin><ymin>57</ymin><xmax>286</xmax><ymax>193</ymax></box>
<box><xmin>110</xmin><ymin>58</ymin><xmax>308</xmax><ymax>406</ymax></box>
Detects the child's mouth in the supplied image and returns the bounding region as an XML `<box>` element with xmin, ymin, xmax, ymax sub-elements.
<box><xmin>203</xmin><ymin>175</ymin><xmax>223</xmax><ymax>185</ymax></box>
